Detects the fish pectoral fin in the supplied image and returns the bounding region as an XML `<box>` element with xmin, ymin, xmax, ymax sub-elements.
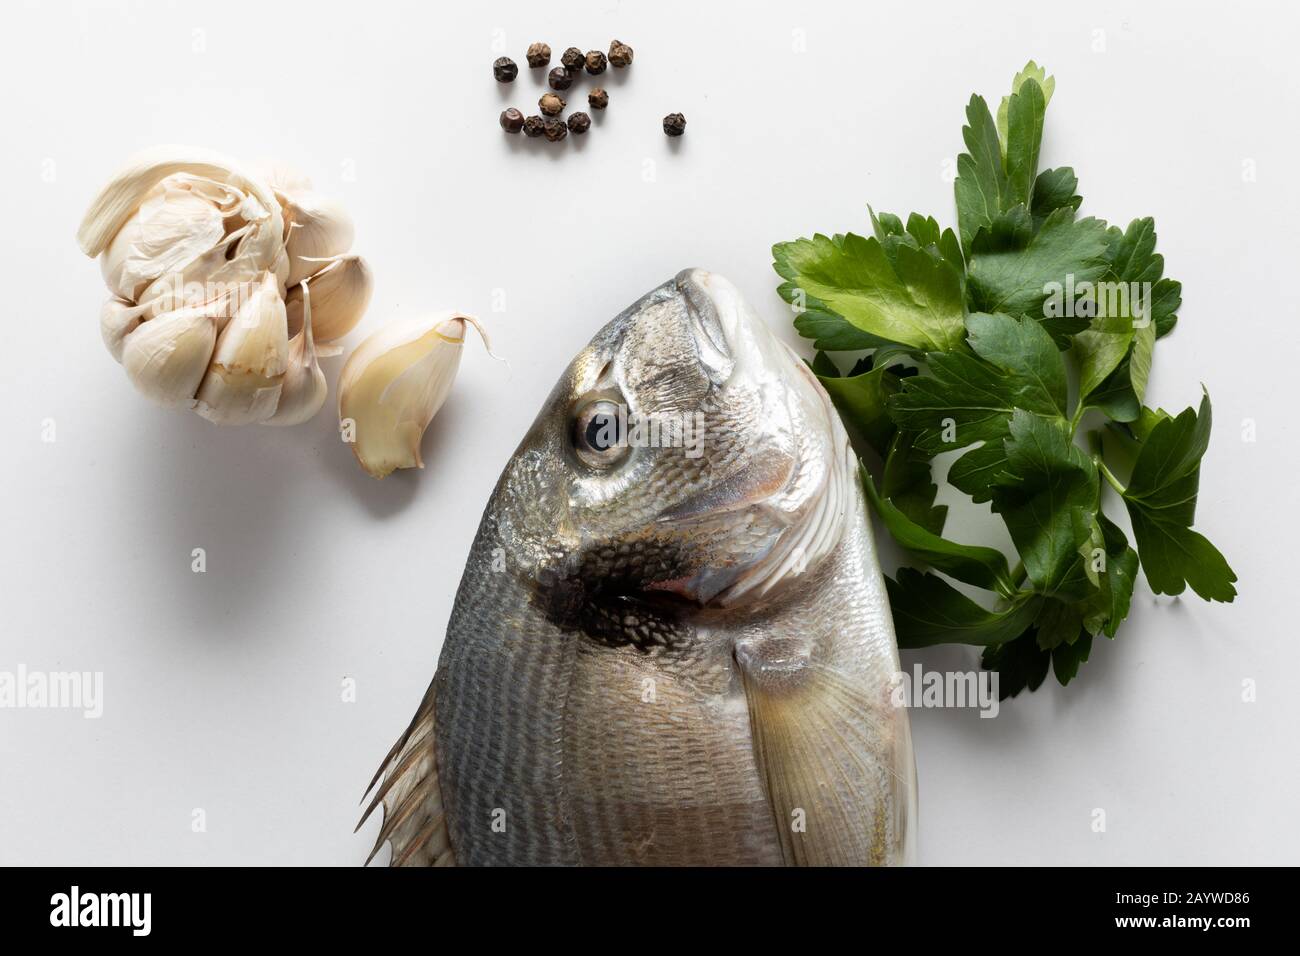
<box><xmin>357</xmin><ymin>681</ymin><xmax>455</xmax><ymax>867</ymax></box>
<box><xmin>737</xmin><ymin>644</ymin><xmax>915</xmax><ymax>866</ymax></box>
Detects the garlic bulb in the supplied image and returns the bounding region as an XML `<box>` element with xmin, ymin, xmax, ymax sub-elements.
<box><xmin>338</xmin><ymin>313</ymin><xmax>494</xmax><ymax>479</ymax></box>
<box><xmin>77</xmin><ymin>145</ymin><xmax>373</xmax><ymax>426</ymax></box>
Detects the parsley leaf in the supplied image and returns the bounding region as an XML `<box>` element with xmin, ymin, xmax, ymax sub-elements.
<box><xmin>1031</xmin><ymin>167</ymin><xmax>1081</xmax><ymax>228</ymax></box>
<box><xmin>887</xmin><ymin>569</ymin><xmax>1041</xmax><ymax>648</ymax></box>
<box><xmin>811</xmin><ymin>354</ymin><xmax>898</xmax><ymax>457</ymax></box>
<box><xmin>864</xmin><ymin>466</ymin><xmax>1017</xmax><ymax>597</ymax></box>
<box><xmin>1074</xmin><ymin>218</ymin><xmax>1183</xmax><ymax>404</ymax></box>
<box><xmin>1051</xmin><ymin>632</ymin><xmax>1094</xmax><ymax>686</ymax></box>
<box><xmin>989</xmin><ymin>411</ymin><xmax>1099</xmax><ymax>597</ymax></box>
<box><xmin>1079</xmin><ymin>513</ymin><xmax>1140</xmax><ymax>638</ymax></box>
<box><xmin>954</xmin><ymin>94</ymin><xmax>1009</xmax><ymax>251</ymax></box>
<box><xmin>996</xmin><ymin>61</ymin><xmax>1055</xmax><ymax>164</ymax></box>
<box><xmin>888</xmin><ymin>312</ymin><xmax>1066</xmax><ymax>452</ymax></box>
<box><xmin>772</xmin><ymin>232</ymin><xmax>966</xmax><ymax>351</ymax></box>
<box><xmin>980</xmin><ymin>630</ymin><xmax>1052</xmax><ymax>698</ymax></box>
<box><xmin>880</xmin><ymin>432</ymin><xmax>947</xmax><ymax>535</ymax></box>
<box><xmin>888</xmin><ymin>312</ymin><xmax>1067</xmax><ymax>501</ymax></box>
<box><xmin>1118</xmin><ymin>393</ymin><xmax>1237</xmax><ymax>601</ymax></box>
<box><xmin>1003</xmin><ymin>73</ymin><xmax>1048</xmax><ymax>206</ymax></box>
<box><xmin>967</xmin><ymin>207</ymin><xmax>1111</xmax><ymax>328</ymax></box>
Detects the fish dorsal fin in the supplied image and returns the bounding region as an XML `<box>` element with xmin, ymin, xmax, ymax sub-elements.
<box><xmin>737</xmin><ymin>641</ymin><xmax>916</xmax><ymax>866</ymax></box>
<box><xmin>357</xmin><ymin>682</ymin><xmax>455</xmax><ymax>867</ymax></box>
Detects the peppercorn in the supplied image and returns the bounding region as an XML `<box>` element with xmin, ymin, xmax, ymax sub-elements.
<box><xmin>522</xmin><ymin>115</ymin><xmax>546</xmax><ymax>138</ymax></box>
<box><xmin>539</xmin><ymin>91</ymin><xmax>565</xmax><ymax>116</ymax></box>
<box><xmin>584</xmin><ymin>50</ymin><xmax>607</xmax><ymax>75</ymax></box>
<box><xmin>547</xmin><ymin>67</ymin><xmax>573</xmax><ymax>91</ymax></box>
<box><xmin>543</xmin><ymin>118</ymin><xmax>568</xmax><ymax>142</ymax></box>
<box><xmin>499</xmin><ymin>108</ymin><xmax>525</xmax><ymax>133</ymax></box>
<box><xmin>588</xmin><ymin>87</ymin><xmax>608</xmax><ymax>110</ymax></box>
<box><xmin>663</xmin><ymin>112</ymin><xmax>686</xmax><ymax>137</ymax></box>
<box><xmin>493</xmin><ymin>57</ymin><xmax>517</xmax><ymax>82</ymax></box>
<box><xmin>561</xmin><ymin>47</ymin><xmax>584</xmax><ymax>71</ymax></box>
<box><xmin>567</xmin><ymin>111</ymin><xmax>591</xmax><ymax>135</ymax></box>
<box><xmin>526</xmin><ymin>42</ymin><xmax>551</xmax><ymax>68</ymax></box>
<box><xmin>608</xmin><ymin>39</ymin><xmax>633</xmax><ymax>68</ymax></box>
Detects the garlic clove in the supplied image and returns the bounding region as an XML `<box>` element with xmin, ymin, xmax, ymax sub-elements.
<box><xmin>285</xmin><ymin>254</ymin><xmax>372</xmax><ymax>343</ymax></box>
<box><xmin>265</xmin><ymin>279</ymin><xmax>327</xmax><ymax>426</ymax></box>
<box><xmin>338</xmin><ymin>312</ymin><xmax>492</xmax><ymax>479</ymax></box>
<box><xmin>282</xmin><ymin>191</ymin><xmax>355</xmax><ymax>287</ymax></box>
<box><xmin>194</xmin><ymin>272</ymin><xmax>289</xmax><ymax>425</ymax></box>
<box><xmin>100</xmin><ymin>297</ymin><xmax>148</xmax><ymax>363</ymax></box>
<box><xmin>120</xmin><ymin>302</ymin><xmax>220</xmax><ymax>407</ymax></box>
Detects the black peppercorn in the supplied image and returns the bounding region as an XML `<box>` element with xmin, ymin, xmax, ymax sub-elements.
<box><xmin>588</xmin><ymin>87</ymin><xmax>608</xmax><ymax>110</ymax></box>
<box><xmin>609</xmin><ymin>39</ymin><xmax>633</xmax><ymax>68</ymax></box>
<box><xmin>561</xmin><ymin>47</ymin><xmax>584</xmax><ymax>71</ymax></box>
<box><xmin>584</xmin><ymin>50</ymin><xmax>607</xmax><ymax>75</ymax></box>
<box><xmin>547</xmin><ymin>67</ymin><xmax>573</xmax><ymax>91</ymax></box>
<box><xmin>539</xmin><ymin>92</ymin><xmax>565</xmax><ymax>116</ymax></box>
<box><xmin>525</xmin><ymin>42</ymin><xmax>551</xmax><ymax>68</ymax></box>
<box><xmin>663</xmin><ymin>112</ymin><xmax>686</xmax><ymax>136</ymax></box>
<box><xmin>499</xmin><ymin>108</ymin><xmax>525</xmax><ymax>133</ymax></box>
<box><xmin>493</xmin><ymin>57</ymin><xmax>517</xmax><ymax>82</ymax></box>
<box><xmin>543</xmin><ymin>118</ymin><xmax>568</xmax><ymax>142</ymax></box>
<box><xmin>522</xmin><ymin>115</ymin><xmax>545</xmax><ymax>138</ymax></box>
<box><xmin>567</xmin><ymin>111</ymin><xmax>591</xmax><ymax>135</ymax></box>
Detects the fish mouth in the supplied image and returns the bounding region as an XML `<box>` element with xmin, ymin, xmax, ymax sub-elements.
<box><xmin>674</xmin><ymin>268</ymin><xmax>800</xmax><ymax>388</ymax></box>
<box><xmin>646</xmin><ymin>269</ymin><xmax>854</xmax><ymax>608</ymax></box>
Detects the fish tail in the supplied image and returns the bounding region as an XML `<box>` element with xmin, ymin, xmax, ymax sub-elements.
<box><xmin>357</xmin><ymin>681</ymin><xmax>455</xmax><ymax>867</ymax></box>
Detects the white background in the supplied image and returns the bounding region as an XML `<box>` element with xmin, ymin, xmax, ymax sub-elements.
<box><xmin>1</xmin><ymin>0</ymin><xmax>1296</xmax><ymax>866</ymax></box>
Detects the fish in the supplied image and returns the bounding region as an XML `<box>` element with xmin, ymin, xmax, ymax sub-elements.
<box><xmin>359</xmin><ymin>269</ymin><xmax>917</xmax><ymax>866</ymax></box>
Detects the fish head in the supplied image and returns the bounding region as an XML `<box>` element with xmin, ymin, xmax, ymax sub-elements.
<box><xmin>493</xmin><ymin>268</ymin><xmax>853</xmax><ymax>643</ymax></box>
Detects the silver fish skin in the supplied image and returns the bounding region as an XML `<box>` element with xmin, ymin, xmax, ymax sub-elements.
<box><xmin>361</xmin><ymin>269</ymin><xmax>917</xmax><ymax>867</ymax></box>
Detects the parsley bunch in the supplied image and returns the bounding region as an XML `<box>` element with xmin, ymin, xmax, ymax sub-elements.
<box><xmin>772</xmin><ymin>63</ymin><xmax>1235</xmax><ymax>697</ymax></box>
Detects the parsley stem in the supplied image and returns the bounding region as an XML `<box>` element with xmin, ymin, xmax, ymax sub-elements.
<box><xmin>1068</xmin><ymin>403</ymin><xmax>1087</xmax><ymax>435</ymax></box>
<box><xmin>1097</xmin><ymin>459</ymin><xmax>1127</xmax><ymax>496</ymax></box>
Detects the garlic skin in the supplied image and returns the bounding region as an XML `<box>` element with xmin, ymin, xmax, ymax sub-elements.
<box><xmin>78</xmin><ymin>146</ymin><xmax>284</xmax><ymax>296</ymax></box>
<box><xmin>194</xmin><ymin>273</ymin><xmax>289</xmax><ymax>425</ymax></box>
<box><xmin>78</xmin><ymin>146</ymin><xmax>372</xmax><ymax>426</ymax></box>
<box><xmin>338</xmin><ymin>313</ymin><xmax>491</xmax><ymax>479</ymax></box>
<box><xmin>265</xmin><ymin>280</ymin><xmax>327</xmax><ymax>426</ymax></box>
<box><xmin>99</xmin><ymin>176</ymin><xmax>233</xmax><ymax>302</ymax></box>
<box><xmin>121</xmin><ymin>301</ymin><xmax>221</xmax><ymax>408</ymax></box>
<box><xmin>281</xmin><ymin>191</ymin><xmax>355</xmax><ymax>287</ymax></box>
<box><xmin>285</xmin><ymin>255</ymin><xmax>372</xmax><ymax>344</ymax></box>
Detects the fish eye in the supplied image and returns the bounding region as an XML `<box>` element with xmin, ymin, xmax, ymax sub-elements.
<box><xmin>573</xmin><ymin>399</ymin><xmax>631</xmax><ymax>468</ymax></box>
